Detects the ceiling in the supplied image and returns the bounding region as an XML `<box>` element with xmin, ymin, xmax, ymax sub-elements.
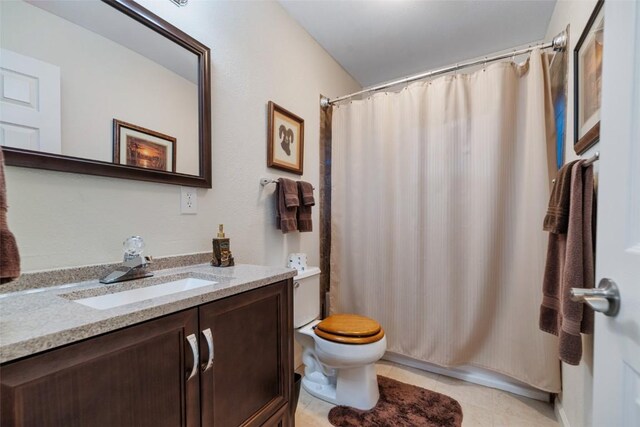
<box><xmin>279</xmin><ymin>0</ymin><xmax>557</xmax><ymax>87</ymax></box>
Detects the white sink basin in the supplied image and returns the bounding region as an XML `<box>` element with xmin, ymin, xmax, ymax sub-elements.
<box><xmin>74</xmin><ymin>277</ymin><xmax>217</xmax><ymax>310</ymax></box>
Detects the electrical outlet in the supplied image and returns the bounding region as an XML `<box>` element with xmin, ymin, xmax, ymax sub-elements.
<box><xmin>180</xmin><ymin>187</ymin><xmax>197</xmax><ymax>214</ymax></box>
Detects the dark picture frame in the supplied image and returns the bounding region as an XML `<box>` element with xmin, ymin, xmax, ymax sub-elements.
<box><xmin>267</xmin><ymin>101</ymin><xmax>304</xmax><ymax>175</ymax></box>
<box><xmin>2</xmin><ymin>0</ymin><xmax>212</xmax><ymax>188</ymax></box>
<box><xmin>574</xmin><ymin>0</ymin><xmax>604</xmax><ymax>155</ymax></box>
<box><xmin>113</xmin><ymin>119</ymin><xmax>176</xmax><ymax>172</ymax></box>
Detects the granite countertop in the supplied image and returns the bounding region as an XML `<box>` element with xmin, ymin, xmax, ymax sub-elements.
<box><xmin>0</xmin><ymin>263</ymin><xmax>297</xmax><ymax>364</ymax></box>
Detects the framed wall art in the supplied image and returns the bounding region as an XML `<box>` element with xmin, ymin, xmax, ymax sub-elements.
<box><xmin>574</xmin><ymin>0</ymin><xmax>604</xmax><ymax>155</ymax></box>
<box><xmin>267</xmin><ymin>101</ymin><xmax>304</xmax><ymax>175</ymax></box>
<box><xmin>113</xmin><ymin>119</ymin><xmax>176</xmax><ymax>172</ymax></box>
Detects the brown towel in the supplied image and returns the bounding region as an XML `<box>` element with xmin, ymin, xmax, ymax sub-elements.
<box><xmin>0</xmin><ymin>146</ymin><xmax>20</xmax><ymax>283</ymax></box>
<box><xmin>543</xmin><ymin>160</ymin><xmax>579</xmax><ymax>233</ymax></box>
<box><xmin>539</xmin><ymin>160</ymin><xmax>595</xmax><ymax>365</ymax></box>
<box><xmin>276</xmin><ymin>178</ymin><xmax>299</xmax><ymax>233</ymax></box>
<box><xmin>297</xmin><ymin>181</ymin><xmax>314</xmax><ymax>232</ymax></box>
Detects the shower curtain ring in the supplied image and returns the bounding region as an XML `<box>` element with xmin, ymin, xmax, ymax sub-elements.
<box><xmin>483</xmin><ymin>57</ymin><xmax>487</xmax><ymax>71</ymax></box>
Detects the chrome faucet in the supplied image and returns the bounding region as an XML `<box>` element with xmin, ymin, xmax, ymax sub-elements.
<box><xmin>100</xmin><ymin>236</ymin><xmax>153</xmax><ymax>284</ymax></box>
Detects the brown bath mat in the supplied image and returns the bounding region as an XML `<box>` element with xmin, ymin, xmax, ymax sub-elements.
<box><xmin>328</xmin><ymin>375</ymin><xmax>463</xmax><ymax>427</ymax></box>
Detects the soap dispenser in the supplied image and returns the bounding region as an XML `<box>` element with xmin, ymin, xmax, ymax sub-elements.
<box><xmin>211</xmin><ymin>224</ymin><xmax>234</xmax><ymax>267</ymax></box>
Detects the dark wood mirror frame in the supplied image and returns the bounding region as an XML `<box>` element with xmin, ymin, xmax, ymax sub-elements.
<box><xmin>3</xmin><ymin>0</ymin><xmax>212</xmax><ymax>188</ymax></box>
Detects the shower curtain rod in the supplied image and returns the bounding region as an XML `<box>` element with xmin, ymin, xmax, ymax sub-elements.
<box><xmin>320</xmin><ymin>30</ymin><xmax>567</xmax><ymax>108</ymax></box>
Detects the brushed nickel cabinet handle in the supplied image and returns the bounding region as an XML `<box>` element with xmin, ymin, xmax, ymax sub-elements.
<box><xmin>186</xmin><ymin>333</ymin><xmax>199</xmax><ymax>380</ymax></box>
<box><xmin>201</xmin><ymin>328</ymin><xmax>214</xmax><ymax>372</ymax></box>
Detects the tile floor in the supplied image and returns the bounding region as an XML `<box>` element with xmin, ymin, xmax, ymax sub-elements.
<box><xmin>294</xmin><ymin>360</ymin><xmax>559</xmax><ymax>427</ymax></box>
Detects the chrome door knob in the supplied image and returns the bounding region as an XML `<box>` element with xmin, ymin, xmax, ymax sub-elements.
<box><xmin>570</xmin><ymin>278</ymin><xmax>621</xmax><ymax>317</ymax></box>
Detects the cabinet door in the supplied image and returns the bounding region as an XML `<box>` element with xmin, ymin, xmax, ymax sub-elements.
<box><xmin>1</xmin><ymin>309</ymin><xmax>200</xmax><ymax>427</ymax></box>
<box><xmin>199</xmin><ymin>280</ymin><xmax>293</xmax><ymax>427</ymax></box>
<box><xmin>261</xmin><ymin>403</ymin><xmax>290</xmax><ymax>427</ymax></box>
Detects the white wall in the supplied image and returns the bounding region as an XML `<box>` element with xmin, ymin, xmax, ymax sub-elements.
<box><xmin>1</xmin><ymin>1</ymin><xmax>200</xmax><ymax>175</ymax></box>
<box><xmin>545</xmin><ymin>1</ymin><xmax>600</xmax><ymax>426</ymax></box>
<box><xmin>4</xmin><ymin>0</ymin><xmax>360</xmax><ymax>272</ymax></box>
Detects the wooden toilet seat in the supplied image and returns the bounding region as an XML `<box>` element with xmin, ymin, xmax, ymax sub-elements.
<box><xmin>314</xmin><ymin>314</ymin><xmax>385</xmax><ymax>344</ymax></box>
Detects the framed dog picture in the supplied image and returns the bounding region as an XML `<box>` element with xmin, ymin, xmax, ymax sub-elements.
<box><xmin>113</xmin><ymin>119</ymin><xmax>176</xmax><ymax>172</ymax></box>
<box><xmin>574</xmin><ymin>0</ymin><xmax>604</xmax><ymax>155</ymax></box>
<box><xmin>267</xmin><ymin>101</ymin><xmax>304</xmax><ymax>175</ymax></box>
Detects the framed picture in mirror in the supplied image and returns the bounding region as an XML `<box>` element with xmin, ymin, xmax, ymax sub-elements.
<box><xmin>574</xmin><ymin>0</ymin><xmax>604</xmax><ymax>155</ymax></box>
<box><xmin>113</xmin><ymin>119</ymin><xmax>176</xmax><ymax>172</ymax></box>
<box><xmin>267</xmin><ymin>101</ymin><xmax>304</xmax><ymax>175</ymax></box>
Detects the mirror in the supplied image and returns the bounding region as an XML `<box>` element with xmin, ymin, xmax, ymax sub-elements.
<box><xmin>0</xmin><ymin>0</ymin><xmax>211</xmax><ymax>187</ymax></box>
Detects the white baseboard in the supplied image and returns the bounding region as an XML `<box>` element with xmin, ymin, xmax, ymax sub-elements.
<box><xmin>555</xmin><ymin>399</ymin><xmax>571</xmax><ymax>427</ymax></box>
<box><xmin>383</xmin><ymin>352</ymin><xmax>551</xmax><ymax>402</ymax></box>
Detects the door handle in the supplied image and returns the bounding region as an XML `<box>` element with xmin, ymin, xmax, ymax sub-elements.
<box><xmin>186</xmin><ymin>333</ymin><xmax>199</xmax><ymax>381</ymax></box>
<box><xmin>570</xmin><ymin>278</ymin><xmax>620</xmax><ymax>317</ymax></box>
<box><xmin>201</xmin><ymin>328</ymin><xmax>214</xmax><ymax>372</ymax></box>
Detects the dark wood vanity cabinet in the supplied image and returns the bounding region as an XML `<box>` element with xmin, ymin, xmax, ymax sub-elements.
<box><xmin>199</xmin><ymin>281</ymin><xmax>292</xmax><ymax>427</ymax></box>
<box><xmin>0</xmin><ymin>280</ymin><xmax>293</xmax><ymax>427</ymax></box>
<box><xmin>0</xmin><ymin>308</ymin><xmax>201</xmax><ymax>427</ymax></box>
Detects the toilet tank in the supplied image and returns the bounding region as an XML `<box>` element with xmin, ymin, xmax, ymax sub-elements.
<box><xmin>293</xmin><ymin>267</ymin><xmax>321</xmax><ymax>328</ymax></box>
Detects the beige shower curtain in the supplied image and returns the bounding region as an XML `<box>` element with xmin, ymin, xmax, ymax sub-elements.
<box><xmin>330</xmin><ymin>50</ymin><xmax>561</xmax><ymax>392</ymax></box>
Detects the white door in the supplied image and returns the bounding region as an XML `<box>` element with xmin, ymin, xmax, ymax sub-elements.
<box><xmin>592</xmin><ymin>0</ymin><xmax>640</xmax><ymax>426</ymax></box>
<box><xmin>0</xmin><ymin>49</ymin><xmax>61</xmax><ymax>153</ymax></box>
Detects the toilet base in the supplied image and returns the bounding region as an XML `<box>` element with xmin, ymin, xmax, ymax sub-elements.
<box><xmin>301</xmin><ymin>364</ymin><xmax>380</xmax><ymax>410</ymax></box>
<box><xmin>302</xmin><ymin>375</ymin><xmax>338</xmax><ymax>405</ymax></box>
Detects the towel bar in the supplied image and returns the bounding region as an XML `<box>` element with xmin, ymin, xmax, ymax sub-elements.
<box><xmin>260</xmin><ymin>178</ymin><xmax>314</xmax><ymax>189</ymax></box>
<box><xmin>552</xmin><ymin>151</ymin><xmax>599</xmax><ymax>184</ymax></box>
<box><xmin>582</xmin><ymin>151</ymin><xmax>600</xmax><ymax>167</ymax></box>
<box><xmin>260</xmin><ymin>178</ymin><xmax>279</xmax><ymax>186</ymax></box>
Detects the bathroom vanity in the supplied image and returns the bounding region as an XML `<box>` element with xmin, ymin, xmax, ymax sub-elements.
<box><xmin>0</xmin><ymin>262</ymin><xmax>296</xmax><ymax>427</ymax></box>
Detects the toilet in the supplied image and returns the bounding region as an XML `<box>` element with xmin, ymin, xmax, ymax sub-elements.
<box><xmin>293</xmin><ymin>267</ymin><xmax>387</xmax><ymax>410</ymax></box>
